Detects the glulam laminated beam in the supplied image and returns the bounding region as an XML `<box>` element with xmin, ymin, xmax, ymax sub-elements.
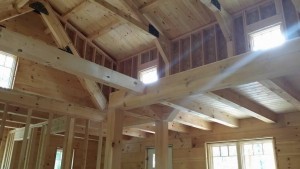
<box><xmin>0</xmin><ymin>28</ymin><xmax>145</xmax><ymax>93</ymax></box>
<box><xmin>0</xmin><ymin>88</ymin><xmax>105</xmax><ymax>121</ymax></box>
<box><xmin>110</xmin><ymin>38</ymin><xmax>300</xmax><ymax>110</ymax></box>
<box><xmin>207</xmin><ymin>89</ymin><xmax>277</xmax><ymax>123</ymax></box>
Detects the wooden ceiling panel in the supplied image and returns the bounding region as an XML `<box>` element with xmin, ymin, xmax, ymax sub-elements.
<box><xmin>104</xmin><ymin>0</ymin><xmax>141</xmax><ymax>21</ymax></box>
<box><xmin>233</xmin><ymin>82</ymin><xmax>297</xmax><ymax>113</ymax></box>
<box><xmin>68</xmin><ymin>1</ymin><xmax>119</xmax><ymax>35</ymax></box>
<box><xmin>95</xmin><ymin>23</ymin><xmax>155</xmax><ymax>59</ymax></box>
<box><xmin>49</xmin><ymin>0</ymin><xmax>83</xmax><ymax>14</ymax></box>
<box><xmin>141</xmin><ymin>0</ymin><xmax>215</xmax><ymax>38</ymax></box>
<box><xmin>219</xmin><ymin>0</ymin><xmax>266</xmax><ymax>14</ymax></box>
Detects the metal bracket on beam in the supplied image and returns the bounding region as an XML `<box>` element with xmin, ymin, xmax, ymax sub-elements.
<box><xmin>211</xmin><ymin>0</ymin><xmax>221</xmax><ymax>10</ymax></box>
<box><xmin>59</xmin><ymin>46</ymin><xmax>73</xmax><ymax>54</ymax></box>
<box><xmin>149</xmin><ymin>24</ymin><xmax>159</xmax><ymax>38</ymax></box>
<box><xmin>29</xmin><ymin>2</ymin><xmax>49</xmax><ymax>15</ymax></box>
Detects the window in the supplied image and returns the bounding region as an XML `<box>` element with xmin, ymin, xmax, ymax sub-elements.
<box><xmin>54</xmin><ymin>148</ymin><xmax>75</xmax><ymax>169</ymax></box>
<box><xmin>0</xmin><ymin>51</ymin><xmax>17</xmax><ymax>89</ymax></box>
<box><xmin>139</xmin><ymin>66</ymin><xmax>158</xmax><ymax>84</ymax></box>
<box><xmin>207</xmin><ymin>138</ymin><xmax>277</xmax><ymax>169</ymax></box>
<box><xmin>147</xmin><ymin>147</ymin><xmax>173</xmax><ymax>169</ymax></box>
<box><xmin>250</xmin><ymin>25</ymin><xmax>285</xmax><ymax>51</ymax></box>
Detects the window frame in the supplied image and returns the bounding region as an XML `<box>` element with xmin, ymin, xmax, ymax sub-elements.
<box><xmin>0</xmin><ymin>51</ymin><xmax>18</xmax><ymax>89</ymax></box>
<box><xmin>248</xmin><ymin>23</ymin><xmax>285</xmax><ymax>51</ymax></box>
<box><xmin>206</xmin><ymin>138</ymin><xmax>278</xmax><ymax>169</ymax></box>
<box><xmin>146</xmin><ymin>146</ymin><xmax>173</xmax><ymax>169</ymax></box>
<box><xmin>138</xmin><ymin>65</ymin><xmax>159</xmax><ymax>84</ymax></box>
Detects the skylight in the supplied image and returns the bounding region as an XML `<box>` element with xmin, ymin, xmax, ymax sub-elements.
<box><xmin>139</xmin><ymin>66</ymin><xmax>158</xmax><ymax>84</ymax></box>
<box><xmin>250</xmin><ymin>25</ymin><xmax>285</xmax><ymax>51</ymax></box>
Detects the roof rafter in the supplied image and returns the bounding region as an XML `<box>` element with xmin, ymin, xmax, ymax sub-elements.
<box><xmin>207</xmin><ymin>89</ymin><xmax>277</xmax><ymax>123</ymax></box>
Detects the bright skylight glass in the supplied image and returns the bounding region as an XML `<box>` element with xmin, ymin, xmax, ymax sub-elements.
<box><xmin>250</xmin><ymin>25</ymin><xmax>285</xmax><ymax>51</ymax></box>
<box><xmin>139</xmin><ymin>67</ymin><xmax>158</xmax><ymax>84</ymax></box>
<box><xmin>0</xmin><ymin>51</ymin><xmax>17</xmax><ymax>89</ymax></box>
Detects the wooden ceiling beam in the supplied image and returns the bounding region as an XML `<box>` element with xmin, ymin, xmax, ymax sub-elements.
<box><xmin>61</xmin><ymin>0</ymin><xmax>87</xmax><ymax>21</ymax></box>
<box><xmin>87</xmin><ymin>20</ymin><xmax>124</xmax><ymax>40</ymax></box>
<box><xmin>260</xmin><ymin>77</ymin><xmax>300</xmax><ymax>111</ymax></box>
<box><xmin>139</xmin><ymin>0</ymin><xmax>159</xmax><ymax>12</ymax></box>
<box><xmin>40</xmin><ymin>2</ymin><xmax>107</xmax><ymax>109</ymax></box>
<box><xmin>0</xmin><ymin>28</ymin><xmax>145</xmax><ymax>93</ymax></box>
<box><xmin>0</xmin><ymin>88</ymin><xmax>105</xmax><ymax>121</ymax></box>
<box><xmin>174</xmin><ymin>112</ymin><xmax>212</xmax><ymax>130</ymax></box>
<box><xmin>110</xmin><ymin>38</ymin><xmax>300</xmax><ymax>110</ymax></box>
<box><xmin>162</xmin><ymin>99</ymin><xmax>238</xmax><ymax>127</ymax></box>
<box><xmin>207</xmin><ymin>89</ymin><xmax>277</xmax><ymax>123</ymax></box>
<box><xmin>0</xmin><ymin>4</ymin><xmax>33</xmax><ymax>23</ymax></box>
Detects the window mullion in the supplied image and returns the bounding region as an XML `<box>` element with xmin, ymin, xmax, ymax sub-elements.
<box><xmin>237</xmin><ymin>142</ymin><xmax>243</xmax><ymax>169</ymax></box>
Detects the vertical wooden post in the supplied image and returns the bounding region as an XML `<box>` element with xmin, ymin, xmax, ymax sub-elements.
<box><xmin>0</xmin><ymin>103</ymin><xmax>8</xmax><ymax>144</ymax></box>
<box><xmin>96</xmin><ymin>122</ymin><xmax>103</xmax><ymax>169</ymax></box>
<box><xmin>24</xmin><ymin>127</ymin><xmax>38</xmax><ymax>169</ymax></box>
<box><xmin>61</xmin><ymin>117</ymin><xmax>75</xmax><ymax>169</ymax></box>
<box><xmin>36</xmin><ymin>113</ymin><xmax>53</xmax><ymax>169</ymax></box>
<box><xmin>35</xmin><ymin>125</ymin><xmax>47</xmax><ymax>169</ymax></box>
<box><xmin>104</xmin><ymin>109</ymin><xmax>124</xmax><ymax>169</ymax></box>
<box><xmin>1</xmin><ymin>131</ymin><xmax>15</xmax><ymax>169</ymax></box>
<box><xmin>81</xmin><ymin>119</ymin><xmax>90</xmax><ymax>169</ymax></box>
<box><xmin>17</xmin><ymin>109</ymin><xmax>32</xmax><ymax>169</ymax></box>
<box><xmin>155</xmin><ymin>120</ymin><xmax>169</xmax><ymax>169</ymax></box>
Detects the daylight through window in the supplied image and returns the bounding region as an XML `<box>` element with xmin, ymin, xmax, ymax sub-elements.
<box><xmin>139</xmin><ymin>66</ymin><xmax>158</xmax><ymax>84</ymax></box>
<box><xmin>250</xmin><ymin>25</ymin><xmax>285</xmax><ymax>51</ymax></box>
<box><xmin>0</xmin><ymin>51</ymin><xmax>17</xmax><ymax>89</ymax></box>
